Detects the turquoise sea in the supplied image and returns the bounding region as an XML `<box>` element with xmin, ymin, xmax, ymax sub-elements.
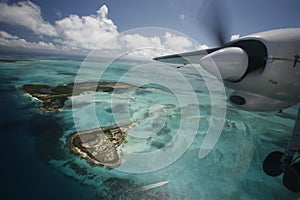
<box><xmin>1</xmin><ymin>54</ymin><xmax>300</xmax><ymax>199</ymax></box>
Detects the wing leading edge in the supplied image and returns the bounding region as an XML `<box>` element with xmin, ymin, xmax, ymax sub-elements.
<box><xmin>153</xmin><ymin>47</ymin><xmax>220</xmax><ymax>64</ymax></box>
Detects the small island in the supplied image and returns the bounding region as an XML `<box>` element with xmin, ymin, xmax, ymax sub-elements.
<box><xmin>68</xmin><ymin>124</ymin><xmax>131</xmax><ymax>168</ymax></box>
<box><xmin>21</xmin><ymin>81</ymin><xmax>137</xmax><ymax>112</ymax></box>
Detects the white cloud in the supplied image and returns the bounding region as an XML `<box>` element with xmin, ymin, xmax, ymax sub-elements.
<box><xmin>121</xmin><ymin>34</ymin><xmax>162</xmax><ymax>49</ymax></box>
<box><xmin>179</xmin><ymin>14</ymin><xmax>186</xmax><ymax>22</ymax></box>
<box><xmin>163</xmin><ymin>32</ymin><xmax>194</xmax><ymax>52</ymax></box>
<box><xmin>55</xmin><ymin>5</ymin><xmax>119</xmax><ymax>50</ymax></box>
<box><xmin>97</xmin><ymin>4</ymin><xmax>108</xmax><ymax>19</ymax></box>
<box><xmin>0</xmin><ymin>2</ymin><xmax>207</xmax><ymax>58</ymax></box>
<box><xmin>230</xmin><ymin>34</ymin><xmax>240</xmax><ymax>41</ymax></box>
<box><xmin>0</xmin><ymin>30</ymin><xmax>19</xmax><ymax>39</ymax></box>
<box><xmin>200</xmin><ymin>44</ymin><xmax>209</xmax><ymax>49</ymax></box>
<box><xmin>118</xmin><ymin>32</ymin><xmax>202</xmax><ymax>59</ymax></box>
<box><xmin>0</xmin><ymin>31</ymin><xmax>56</xmax><ymax>50</ymax></box>
<box><xmin>0</xmin><ymin>1</ymin><xmax>57</xmax><ymax>36</ymax></box>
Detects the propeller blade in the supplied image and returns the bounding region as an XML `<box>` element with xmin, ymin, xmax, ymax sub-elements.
<box><xmin>196</xmin><ymin>0</ymin><xmax>232</xmax><ymax>46</ymax></box>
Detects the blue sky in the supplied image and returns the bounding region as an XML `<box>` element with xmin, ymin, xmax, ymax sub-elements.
<box><xmin>0</xmin><ymin>0</ymin><xmax>299</xmax><ymax>56</ymax></box>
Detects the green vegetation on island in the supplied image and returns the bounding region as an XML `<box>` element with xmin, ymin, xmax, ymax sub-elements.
<box><xmin>21</xmin><ymin>82</ymin><xmax>137</xmax><ymax>112</ymax></box>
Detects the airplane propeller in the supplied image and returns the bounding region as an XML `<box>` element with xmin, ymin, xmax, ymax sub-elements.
<box><xmin>196</xmin><ymin>0</ymin><xmax>232</xmax><ymax>47</ymax></box>
<box><xmin>194</xmin><ymin>0</ymin><xmax>249</xmax><ymax>82</ymax></box>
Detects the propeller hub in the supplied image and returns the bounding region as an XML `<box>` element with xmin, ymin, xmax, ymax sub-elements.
<box><xmin>199</xmin><ymin>47</ymin><xmax>249</xmax><ymax>81</ymax></box>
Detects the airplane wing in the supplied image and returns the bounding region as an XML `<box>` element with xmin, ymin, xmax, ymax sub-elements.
<box><xmin>153</xmin><ymin>47</ymin><xmax>220</xmax><ymax>64</ymax></box>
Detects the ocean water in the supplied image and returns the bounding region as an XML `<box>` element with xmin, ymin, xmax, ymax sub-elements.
<box><xmin>0</xmin><ymin>56</ymin><xmax>300</xmax><ymax>200</ymax></box>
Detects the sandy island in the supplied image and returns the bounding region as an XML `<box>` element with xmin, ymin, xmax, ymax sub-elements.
<box><xmin>67</xmin><ymin>124</ymin><xmax>132</xmax><ymax>168</ymax></box>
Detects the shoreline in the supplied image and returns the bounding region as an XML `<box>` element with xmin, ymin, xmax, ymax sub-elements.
<box><xmin>67</xmin><ymin>124</ymin><xmax>131</xmax><ymax>168</ymax></box>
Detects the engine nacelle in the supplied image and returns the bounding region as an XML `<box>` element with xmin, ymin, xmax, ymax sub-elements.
<box><xmin>199</xmin><ymin>47</ymin><xmax>249</xmax><ymax>81</ymax></box>
<box><xmin>228</xmin><ymin>91</ymin><xmax>293</xmax><ymax>111</ymax></box>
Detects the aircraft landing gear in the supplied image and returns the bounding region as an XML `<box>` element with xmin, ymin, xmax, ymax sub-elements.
<box><xmin>263</xmin><ymin>105</ymin><xmax>300</xmax><ymax>192</ymax></box>
<box><xmin>263</xmin><ymin>150</ymin><xmax>300</xmax><ymax>192</ymax></box>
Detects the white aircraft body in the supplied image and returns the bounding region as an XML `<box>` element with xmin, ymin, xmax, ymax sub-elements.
<box><xmin>154</xmin><ymin>28</ymin><xmax>300</xmax><ymax>192</ymax></box>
